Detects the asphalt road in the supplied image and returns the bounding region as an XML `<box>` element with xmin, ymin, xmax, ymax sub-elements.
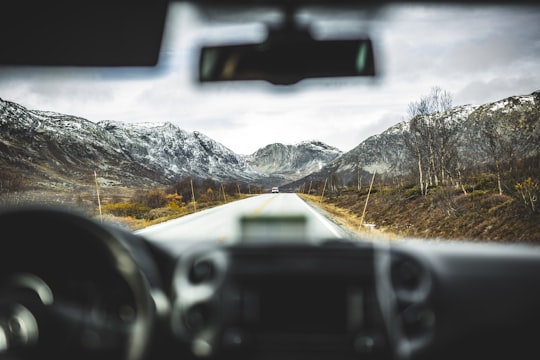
<box><xmin>135</xmin><ymin>193</ymin><xmax>353</xmax><ymax>250</ymax></box>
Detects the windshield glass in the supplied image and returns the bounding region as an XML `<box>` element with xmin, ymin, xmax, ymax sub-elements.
<box><xmin>0</xmin><ymin>2</ymin><xmax>539</xmax><ymax>243</ymax></box>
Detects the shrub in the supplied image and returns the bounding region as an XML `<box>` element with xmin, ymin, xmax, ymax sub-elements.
<box><xmin>515</xmin><ymin>177</ymin><xmax>539</xmax><ymax>213</ymax></box>
<box><xmin>146</xmin><ymin>206</ymin><xmax>186</xmax><ymax>220</ymax></box>
<box><xmin>101</xmin><ymin>202</ymin><xmax>150</xmax><ymax>218</ymax></box>
<box><xmin>473</xmin><ymin>173</ymin><xmax>498</xmax><ymax>191</ymax></box>
<box><xmin>403</xmin><ymin>186</ymin><xmax>421</xmax><ymax>200</ymax></box>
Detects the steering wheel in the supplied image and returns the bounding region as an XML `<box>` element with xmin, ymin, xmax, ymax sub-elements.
<box><xmin>0</xmin><ymin>207</ymin><xmax>154</xmax><ymax>360</ymax></box>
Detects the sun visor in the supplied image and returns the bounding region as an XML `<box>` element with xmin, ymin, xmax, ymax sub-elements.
<box><xmin>0</xmin><ymin>0</ymin><xmax>168</xmax><ymax>66</ymax></box>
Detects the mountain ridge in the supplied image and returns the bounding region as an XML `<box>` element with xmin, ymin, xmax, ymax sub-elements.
<box><xmin>245</xmin><ymin>141</ymin><xmax>342</xmax><ymax>182</ymax></box>
<box><xmin>283</xmin><ymin>90</ymin><xmax>540</xmax><ymax>191</ymax></box>
<box><xmin>1</xmin><ymin>90</ymin><xmax>538</xmax><ymax>197</ymax></box>
<box><xmin>0</xmin><ymin>98</ymin><xmax>340</xmax><ymax>192</ymax></box>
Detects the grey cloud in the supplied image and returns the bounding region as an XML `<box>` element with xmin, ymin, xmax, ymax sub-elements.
<box><xmin>455</xmin><ymin>77</ymin><xmax>540</xmax><ymax>105</ymax></box>
<box><xmin>379</xmin><ymin>5</ymin><xmax>540</xmax><ymax>78</ymax></box>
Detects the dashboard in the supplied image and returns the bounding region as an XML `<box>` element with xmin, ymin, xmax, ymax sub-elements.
<box><xmin>1</xmin><ymin>206</ymin><xmax>540</xmax><ymax>360</ymax></box>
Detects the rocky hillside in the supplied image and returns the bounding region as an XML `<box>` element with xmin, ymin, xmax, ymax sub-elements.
<box><xmin>0</xmin><ymin>98</ymin><xmax>340</xmax><ymax>192</ymax></box>
<box><xmin>246</xmin><ymin>141</ymin><xmax>342</xmax><ymax>182</ymax></box>
<box><xmin>285</xmin><ymin>90</ymin><xmax>540</xmax><ymax>190</ymax></box>
<box><xmin>0</xmin><ymin>100</ymin><xmax>160</xmax><ymax>189</ymax></box>
<box><xmin>97</xmin><ymin>120</ymin><xmax>262</xmax><ymax>184</ymax></box>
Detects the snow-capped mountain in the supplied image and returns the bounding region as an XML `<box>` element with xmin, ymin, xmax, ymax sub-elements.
<box><xmin>246</xmin><ymin>141</ymin><xmax>342</xmax><ymax>182</ymax></box>
<box><xmin>3</xmin><ymin>90</ymin><xmax>536</xmax><ymax>194</ymax></box>
<box><xmin>0</xmin><ymin>98</ymin><xmax>341</xmax><ymax>190</ymax></box>
<box><xmin>1</xmin><ymin>100</ymin><xmax>157</xmax><ymax>188</ymax></box>
<box><xmin>97</xmin><ymin>120</ymin><xmax>262</xmax><ymax>183</ymax></box>
<box><xmin>0</xmin><ymin>98</ymin><xmax>266</xmax><ymax>188</ymax></box>
<box><xmin>285</xmin><ymin>90</ymin><xmax>540</xmax><ymax>189</ymax></box>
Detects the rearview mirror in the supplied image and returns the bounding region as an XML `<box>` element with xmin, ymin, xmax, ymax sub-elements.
<box><xmin>199</xmin><ymin>28</ymin><xmax>375</xmax><ymax>85</ymax></box>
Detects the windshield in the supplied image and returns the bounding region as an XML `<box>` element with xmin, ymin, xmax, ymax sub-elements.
<box><xmin>0</xmin><ymin>1</ymin><xmax>539</xmax><ymax>243</ymax></box>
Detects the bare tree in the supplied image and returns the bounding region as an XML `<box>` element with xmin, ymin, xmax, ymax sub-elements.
<box><xmin>476</xmin><ymin>111</ymin><xmax>516</xmax><ymax>195</ymax></box>
<box><xmin>404</xmin><ymin>87</ymin><xmax>455</xmax><ymax>195</ymax></box>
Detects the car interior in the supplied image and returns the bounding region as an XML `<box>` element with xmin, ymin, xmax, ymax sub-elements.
<box><xmin>1</xmin><ymin>1</ymin><xmax>540</xmax><ymax>360</ymax></box>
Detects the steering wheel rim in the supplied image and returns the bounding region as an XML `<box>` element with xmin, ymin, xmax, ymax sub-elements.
<box><xmin>0</xmin><ymin>206</ymin><xmax>155</xmax><ymax>360</ymax></box>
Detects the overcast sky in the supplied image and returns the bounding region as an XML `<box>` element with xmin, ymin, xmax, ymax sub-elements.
<box><xmin>1</xmin><ymin>3</ymin><xmax>539</xmax><ymax>155</ymax></box>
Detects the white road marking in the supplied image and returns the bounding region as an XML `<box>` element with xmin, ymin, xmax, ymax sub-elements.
<box><xmin>296</xmin><ymin>195</ymin><xmax>343</xmax><ymax>238</ymax></box>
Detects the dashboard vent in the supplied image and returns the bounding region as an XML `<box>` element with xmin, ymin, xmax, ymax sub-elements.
<box><xmin>390</xmin><ymin>254</ymin><xmax>435</xmax><ymax>342</ymax></box>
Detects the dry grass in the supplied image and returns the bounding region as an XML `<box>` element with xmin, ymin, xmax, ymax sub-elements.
<box><xmin>0</xmin><ymin>188</ymin><xmax>251</xmax><ymax>231</ymax></box>
<box><xmin>4</xmin><ymin>187</ymin><xmax>538</xmax><ymax>244</ymax></box>
<box><xmin>298</xmin><ymin>193</ymin><xmax>404</xmax><ymax>242</ymax></box>
<box><xmin>300</xmin><ymin>187</ymin><xmax>540</xmax><ymax>244</ymax></box>
<box><xmin>98</xmin><ymin>195</ymin><xmax>251</xmax><ymax>230</ymax></box>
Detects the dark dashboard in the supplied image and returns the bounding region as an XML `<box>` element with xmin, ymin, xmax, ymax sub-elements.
<box><xmin>1</xmin><ymin>207</ymin><xmax>540</xmax><ymax>360</ymax></box>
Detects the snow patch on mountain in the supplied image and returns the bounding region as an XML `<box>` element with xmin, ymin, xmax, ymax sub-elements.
<box><xmin>284</xmin><ymin>90</ymin><xmax>540</xmax><ymax>190</ymax></box>
<box><xmin>246</xmin><ymin>140</ymin><xmax>343</xmax><ymax>181</ymax></box>
<box><xmin>1</xmin><ymin>98</ymin><xmax>344</xmax><ymax>189</ymax></box>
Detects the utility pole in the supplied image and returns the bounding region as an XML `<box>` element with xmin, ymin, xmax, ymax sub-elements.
<box><xmin>221</xmin><ymin>184</ymin><xmax>227</xmax><ymax>202</ymax></box>
<box><xmin>320</xmin><ymin>178</ymin><xmax>328</xmax><ymax>203</ymax></box>
<box><xmin>360</xmin><ymin>172</ymin><xmax>376</xmax><ymax>227</ymax></box>
<box><xmin>358</xmin><ymin>165</ymin><xmax>362</xmax><ymax>191</ymax></box>
<box><xmin>94</xmin><ymin>171</ymin><xmax>102</xmax><ymax>223</ymax></box>
<box><xmin>190</xmin><ymin>178</ymin><xmax>197</xmax><ymax>212</ymax></box>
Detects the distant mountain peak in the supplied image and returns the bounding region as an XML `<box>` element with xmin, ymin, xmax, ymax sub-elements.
<box><xmin>246</xmin><ymin>141</ymin><xmax>343</xmax><ymax>181</ymax></box>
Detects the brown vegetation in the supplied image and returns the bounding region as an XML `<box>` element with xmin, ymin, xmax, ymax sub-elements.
<box><xmin>0</xmin><ymin>177</ymin><xmax>262</xmax><ymax>230</ymax></box>
<box><xmin>301</xmin><ymin>178</ymin><xmax>540</xmax><ymax>244</ymax></box>
<box><xmin>297</xmin><ymin>88</ymin><xmax>539</xmax><ymax>244</ymax></box>
<box><xmin>94</xmin><ymin>178</ymin><xmax>264</xmax><ymax>229</ymax></box>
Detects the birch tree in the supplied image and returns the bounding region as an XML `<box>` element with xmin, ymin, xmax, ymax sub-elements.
<box><xmin>404</xmin><ymin>87</ymin><xmax>454</xmax><ymax>195</ymax></box>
